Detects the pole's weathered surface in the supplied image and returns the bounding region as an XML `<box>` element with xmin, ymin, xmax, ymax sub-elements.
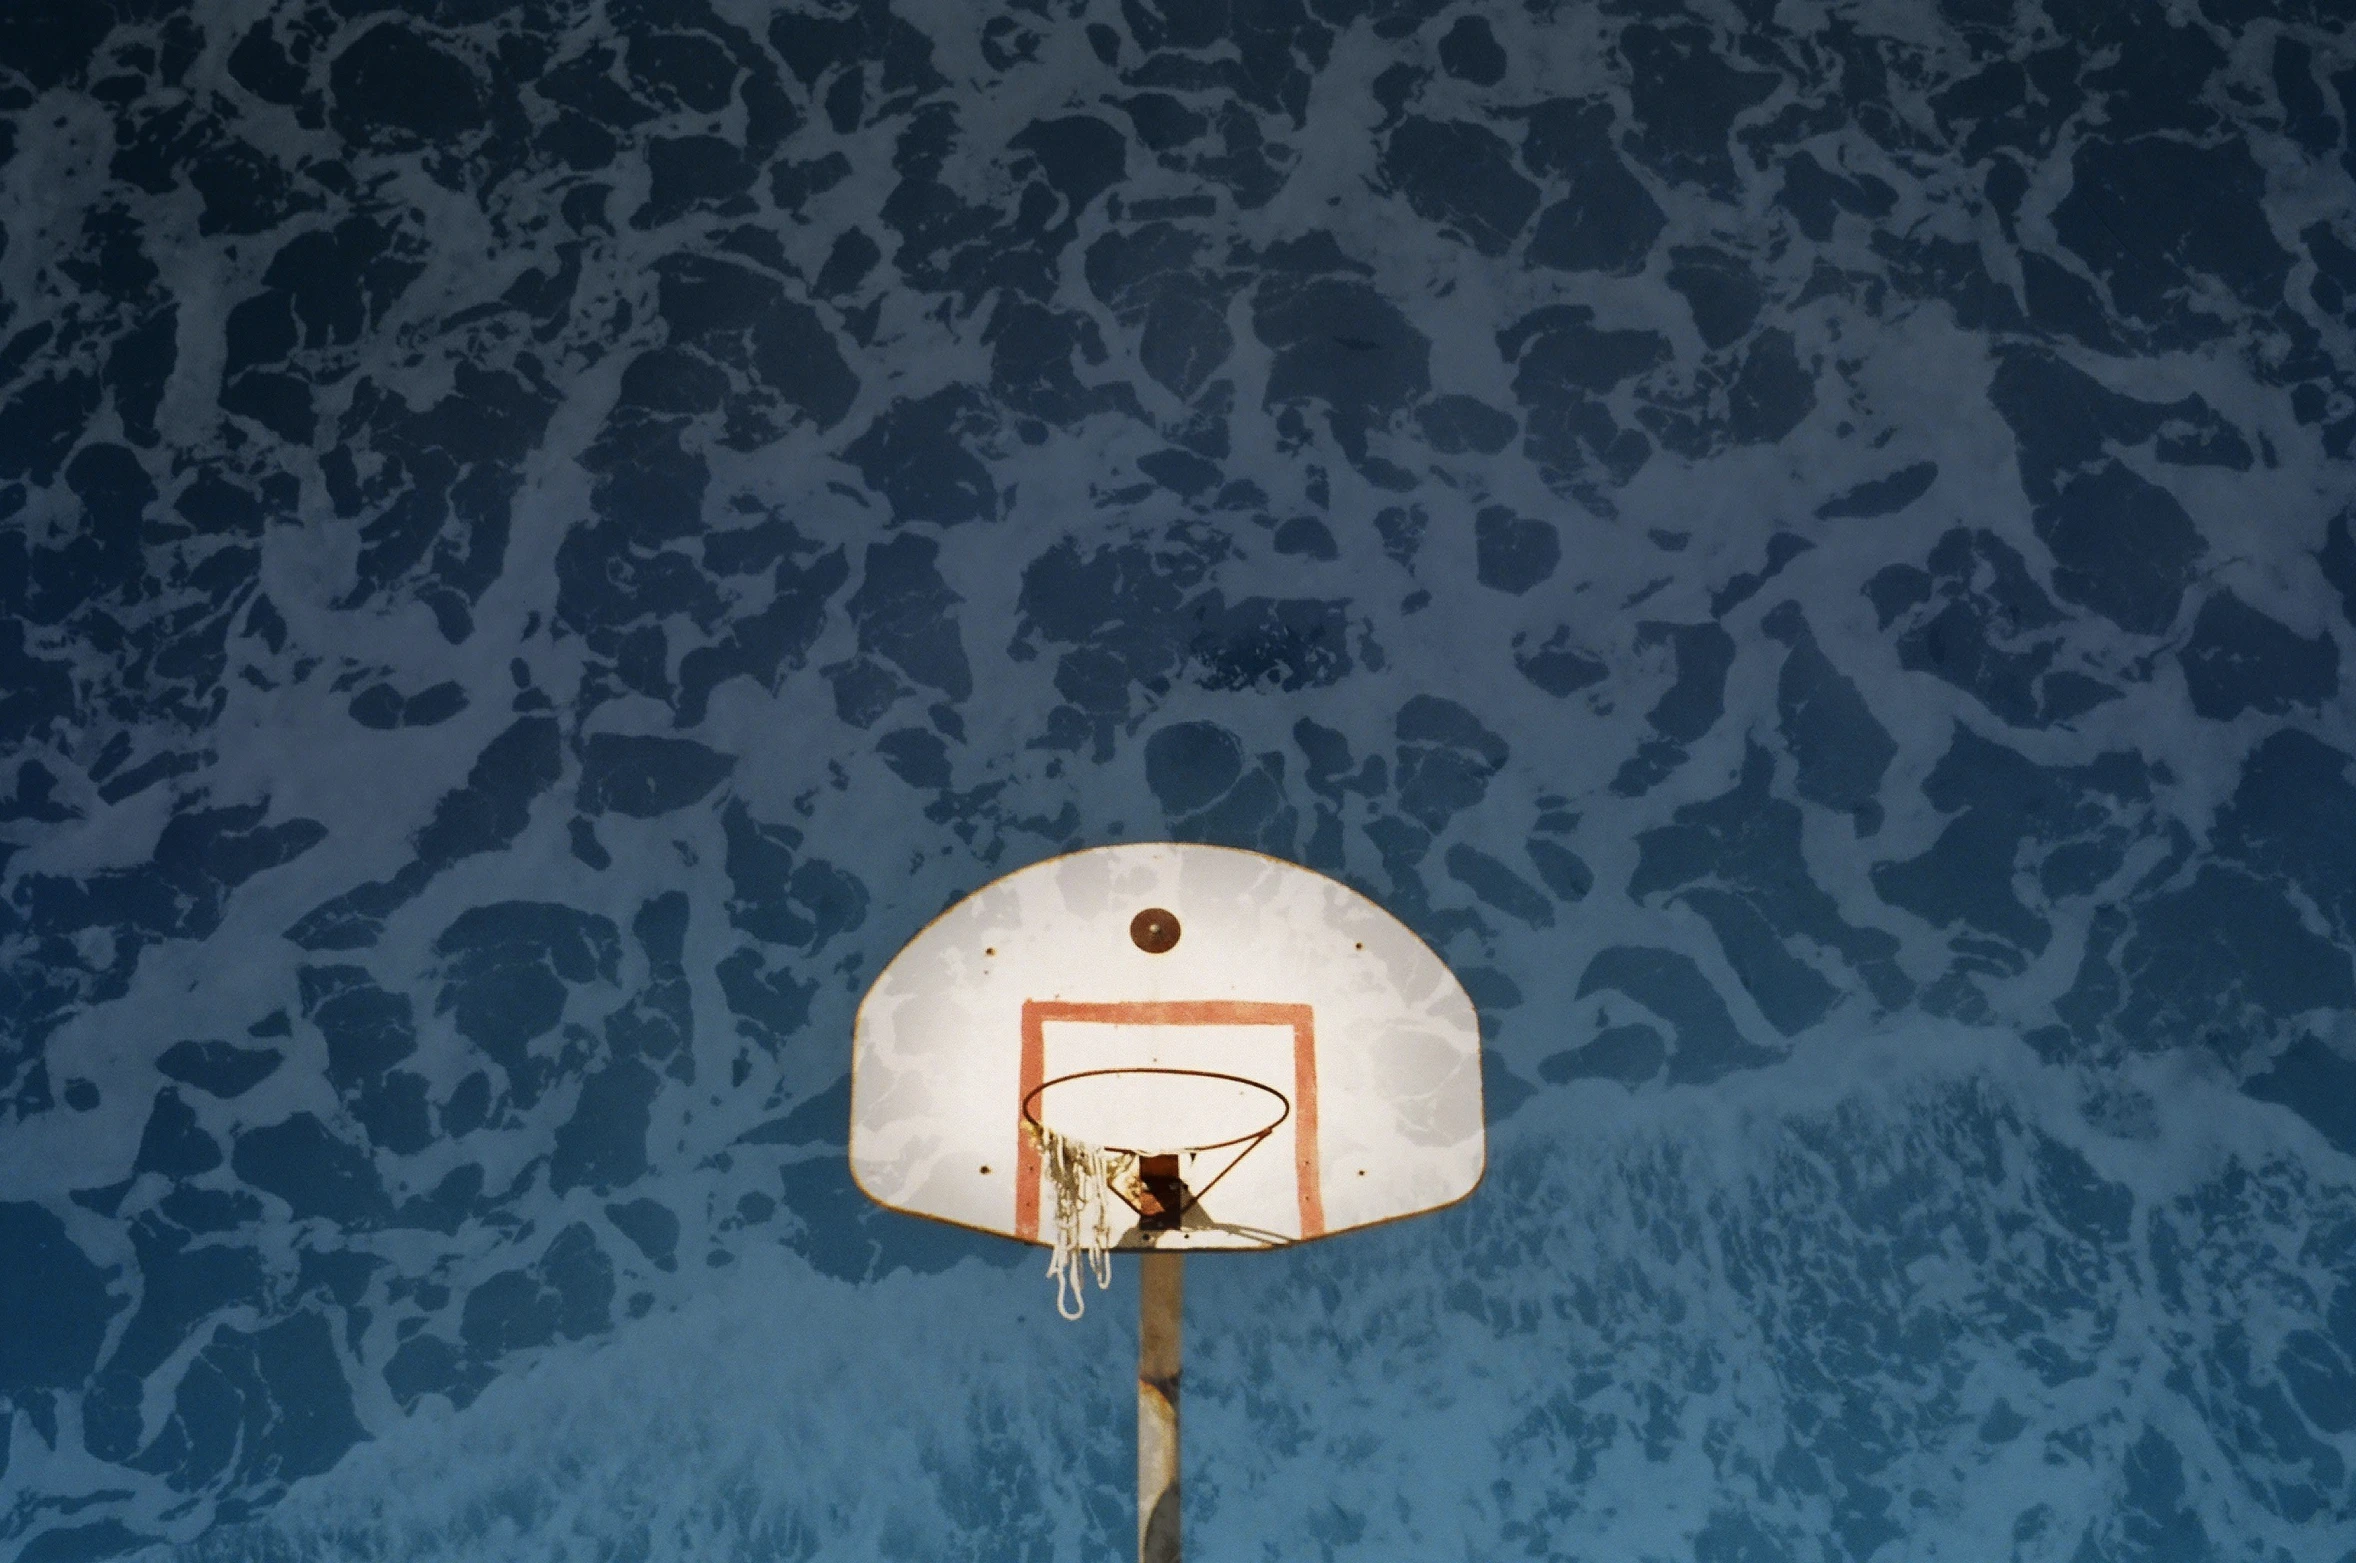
<box><xmin>1138</xmin><ymin>1250</ymin><xmax>1183</xmax><ymax>1563</ymax></box>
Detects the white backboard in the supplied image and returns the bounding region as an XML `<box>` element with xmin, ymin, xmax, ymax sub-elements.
<box><xmin>850</xmin><ymin>843</ymin><xmax>1485</xmax><ymax>1250</ymax></box>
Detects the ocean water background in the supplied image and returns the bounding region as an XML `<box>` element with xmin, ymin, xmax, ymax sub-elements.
<box><xmin>2</xmin><ymin>0</ymin><xmax>2354</xmax><ymax>1558</ymax></box>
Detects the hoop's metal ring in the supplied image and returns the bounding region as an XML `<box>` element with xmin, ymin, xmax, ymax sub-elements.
<box><xmin>1021</xmin><ymin>1067</ymin><xmax>1291</xmax><ymax>1156</ymax></box>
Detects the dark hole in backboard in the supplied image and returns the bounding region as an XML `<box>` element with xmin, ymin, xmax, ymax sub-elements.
<box><xmin>1138</xmin><ymin>1153</ymin><xmax>1187</xmax><ymax>1229</ymax></box>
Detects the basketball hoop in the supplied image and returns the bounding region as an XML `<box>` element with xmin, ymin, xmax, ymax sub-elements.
<box><xmin>1022</xmin><ymin>1068</ymin><xmax>1291</xmax><ymax>1317</ymax></box>
<box><xmin>851</xmin><ymin>841</ymin><xmax>1487</xmax><ymax>1563</ymax></box>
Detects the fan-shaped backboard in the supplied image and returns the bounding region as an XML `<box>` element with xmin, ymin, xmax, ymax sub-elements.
<box><xmin>851</xmin><ymin>843</ymin><xmax>1484</xmax><ymax>1250</ymax></box>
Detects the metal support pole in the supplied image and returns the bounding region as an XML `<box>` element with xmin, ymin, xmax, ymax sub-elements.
<box><xmin>1138</xmin><ymin>1250</ymin><xmax>1183</xmax><ymax>1563</ymax></box>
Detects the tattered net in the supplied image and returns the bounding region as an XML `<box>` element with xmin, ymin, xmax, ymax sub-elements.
<box><xmin>1025</xmin><ymin>1118</ymin><xmax>1135</xmax><ymax>1319</ymax></box>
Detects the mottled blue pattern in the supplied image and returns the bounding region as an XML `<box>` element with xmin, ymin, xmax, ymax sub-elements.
<box><xmin>1</xmin><ymin>0</ymin><xmax>2354</xmax><ymax>1557</ymax></box>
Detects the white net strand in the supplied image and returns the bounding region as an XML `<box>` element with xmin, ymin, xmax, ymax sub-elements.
<box><xmin>1026</xmin><ymin>1119</ymin><xmax>1132</xmax><ymax>1320</ymax></box>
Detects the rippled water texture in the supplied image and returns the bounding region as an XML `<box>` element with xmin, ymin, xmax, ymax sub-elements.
<box><xmin>1</xmin><ymin>0</ymin><xmax>2353</xmax><ymax>1557</ymax></box>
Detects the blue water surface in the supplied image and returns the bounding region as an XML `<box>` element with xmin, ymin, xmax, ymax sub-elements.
<box><xmin>1</xmin><ymin>0</ymin><xmax>2354</xmax><ymax>1557</ymax></box>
